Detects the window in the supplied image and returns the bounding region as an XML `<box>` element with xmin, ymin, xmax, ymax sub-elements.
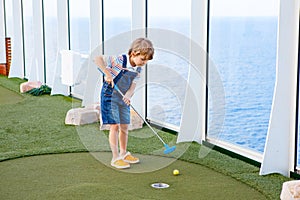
<box><xmin>208</xmin><ymin>0</ymin><xmax>279</xmax><ymax>153</ymax></box>
<box><xmin>103</xmin><ymin>0</ymin><xmax>131</xmax><ymax>41</ymax></box>
<box><xmin>69</xmin><ymin>0</ymin><xmax>90</xmax><ymax>54</ymax></box>
<box><xmin>147</xmin><ymin>0</ymin><xmax>191</xmax><ymax>129</ymax></box>
<box><xmin>69</xmin><ymin>0</ymin><xmax>91</xmax><ymax>97</ymax></box>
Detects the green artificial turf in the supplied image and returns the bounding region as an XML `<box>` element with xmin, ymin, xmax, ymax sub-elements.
<box><xmin>0</xmin><ymin>84</ymin><xmax>23</xmax><ymax>104</ymax></box>
<box><xmin>0</xmin><ymin>75</ymin><xmax>292</xmax><ymax>199</ymax></box>
<box><xmin>0</xmin><ymin>153</ymin><xmax>266</xmax><ymax>200</ymax></box>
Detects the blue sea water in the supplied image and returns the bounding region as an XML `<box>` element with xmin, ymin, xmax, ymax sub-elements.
<box><xmin>146</xmin><ymin>17</ymin><xmax>277</xmax><ymax>154</ymax></box>
<box><xmin>208</xmin><ymin>17</ymin><xmax>277</xmax><ymax>153</ymax></box>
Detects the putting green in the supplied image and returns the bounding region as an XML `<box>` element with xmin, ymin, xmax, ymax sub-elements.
<box><xmin>0</xmin><ymin>85</ymin><xmax>23</xmax><ymax>105</ymax></box>
<box><xmin>0</xmin><ymin>152</ymin><xmax>266</xmax><ymax>200</ymax></box>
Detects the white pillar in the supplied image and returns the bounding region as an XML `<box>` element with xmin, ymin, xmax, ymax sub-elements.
<box><xmin>89</xmin><ymin>0</ymin><xmax>102</xmax><ymax>53</ymax></box>
<box><xmin>260</xmin><ymin>0</ymin><xmax>300</xmax><ymax>177</ymax></box>
<box><xmin>56</xmin><ymin>0</ymin><xmax>69</xmax><ymax>51</ymax></box>
<box><xmin>28</xmin><ymin>0</ymin><xmax>44</xmax><ymax>83</ymax></box>
<box><xmin>131</xmin><ymin>0</ymin><xmax>145</xmax><ymax>37</ymax></box>
<box><xmin>131</xmin><ymin>0</ymin><xmax>146</xmax><ymax>117</ymax></box>
<box><xmin>0</xmin><ymin>0</ymin><xmax>5</xmax><ymax>63</ymax></box>
<box><xmin>82</xmin><ymin>0</ymin><xmax>103</xmax><ymax>106</ymax></box>
<box><xmin>8</xmin><ymin>0</ymin><xmax>24</xmax><ymax>78</ymax></box>
<box><xmin>51</xmin><ymin>0</ymin><xmax>70</xmax><ymax>95</ymax></box>
<box><xmin>177</xmin><ymin>0</ymin><xmax>207</xmax><ymax>144</ymax></box>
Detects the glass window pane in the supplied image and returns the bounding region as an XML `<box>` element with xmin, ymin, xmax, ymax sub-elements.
<box><xmin>103</xmin><ymin>0</ymin><xmax>131</xmax><ymax>41</ymax></box>
<box><xmin>43</xmin><ymin>0</ymin><xmax>58</xmax><ymax>86</ymax></box>
<box><xmin>148</xmin><ymin>0</ymin><xmax>190</xmax><ymax>36</ymax></box>
<box><xmin>22</xmin><ymin>0</ymin><xmax>34</xmax><ymax>78</ymax></box>
<box><xmin>147</xmin><ymin>0</ymin><xmax>191</xmax><ymax>128</ymax></box>
<box><xmin>208</xmin><ymin>0</ymin><xmax>279</xmax><ymax>153</ymax></box>
<box><xmin>69</xmin><ymin>0</ymin><xmax>90</xmax><ymax>54</ymax></box>
<box><xmin>69</xmin><ymin>0</ymin><xmax>91</xmax><ymax>97</ymax></box>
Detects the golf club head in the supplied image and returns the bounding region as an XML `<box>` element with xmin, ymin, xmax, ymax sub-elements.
<box><xmin>164</xmin><ymin>144</ymin><xmax>176</xmax><ymax>154</ymax></box>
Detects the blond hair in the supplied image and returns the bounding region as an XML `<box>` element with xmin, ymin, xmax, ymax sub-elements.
<box><xmin>128</xmin><ymin>38</ymin><xmax>154</xmax><ymax>60</ymax></box>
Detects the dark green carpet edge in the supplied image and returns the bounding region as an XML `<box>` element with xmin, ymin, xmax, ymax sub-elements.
<box><xmin>0</xmin><ymin>75</ymin><xmax>291</xmax><ymax>199</ymax></box>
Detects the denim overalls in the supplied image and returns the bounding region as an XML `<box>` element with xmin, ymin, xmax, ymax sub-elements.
<box><xmin>101</xmin><ymin>55</ymin><xmax>141</xmax><ymax>124</ymax></box>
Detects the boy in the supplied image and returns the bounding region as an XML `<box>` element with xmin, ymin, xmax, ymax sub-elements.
<box><xmin>94</xmin><ymin>38</ymin><xmax>154</xmax><ymax>169</ymax></box>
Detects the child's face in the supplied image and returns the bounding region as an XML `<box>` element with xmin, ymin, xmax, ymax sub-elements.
<box><xmin>131</xmin><ymin>55</ymin><xmax>149</xmax><ymax>67</ymax></box>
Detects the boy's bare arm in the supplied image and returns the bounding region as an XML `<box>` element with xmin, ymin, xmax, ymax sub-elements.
<box><xmin>94</xmin><ymin>55</ymin><xmax>114</xmax><ymax>87</ymax></box>
<box><xmin>123</xmin><ymin>82</ymin><xmax>137</xmax><ymax>105</ymax></box>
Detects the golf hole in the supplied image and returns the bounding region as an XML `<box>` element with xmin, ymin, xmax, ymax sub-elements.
<box><xmin>151</xmin><ymin>183</ymin><xmax>170</xmax><ymax>189</ymax></box>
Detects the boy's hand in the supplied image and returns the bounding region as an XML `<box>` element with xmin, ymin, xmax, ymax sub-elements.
<box><xmin>104</xmin><ymin>74</ymin><xmax>114</xmax><ymax>87</ymax></box>
<box><xmin>123</xmin><ymin>93</ymin><xmax>131</xmax><ymax>105</ymax></box>
<box><xmin>122</xmin><ymin>83</ymin><xmax>136</xmax><ymax>105</ymax></box>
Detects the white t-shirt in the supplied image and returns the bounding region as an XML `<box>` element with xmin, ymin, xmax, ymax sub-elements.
<box><xmin>100</xmin><ymin>54</ymin><xmax>142</xmax><ymax>83</ymax></box>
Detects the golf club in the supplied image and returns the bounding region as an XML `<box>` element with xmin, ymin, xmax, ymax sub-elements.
<box><xmin>113</xmin><ymin>84</ymin><xmax>176</xmax><ymax>154</ymax></box>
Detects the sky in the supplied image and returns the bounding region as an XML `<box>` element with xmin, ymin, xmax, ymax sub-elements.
<box><xmin>98</xmin><ymin>0</ymin><xmax>279</xmax><ymax>17</ymax></box>
<box><xmin>27</xmin><ymin>0</ymin><xmax>279</xmax><ymax>18</ymax></box>
<box><xmin>211</xmin><ymin>0</ymin><xmax>279</xmax><ymax>16</ymax></box>
<box><xmin>149</xmin><ymin>0</ymin><xmax>279</xmax><ymax>17</ymax></box>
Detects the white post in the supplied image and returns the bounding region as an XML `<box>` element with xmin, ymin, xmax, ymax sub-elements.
<box><xmin>260</xmin><ymin>0</ymin><xmax>300</xmax><ymax>177</ymax></box>
<box><xmin>8</xmin><ymin>0</ymin><xmax>24</xmax><ymax>78</ymax></box>
<box><xmin>177</xmin><ymin>0</ymin><xmax>207</xmax><ymax>144</ymax></box>
<box><xmin>0</xmin><ymin>0</ymin><xmax>5</xmax><ymax>63</ymax></box>
<box><xmin>82</xmin><ymin>0</ymin><xmax>103</xmax><ymax>106</ymax></box>
<box><xmin>29</xmin><ymin>0</ymin><xmax>44</xmax><ymax>83</ymax></box>
<box><xmin>132</xmin><ymin>0</ymin><xmax>146</xmax><ymax>36</ymax></box>
<box><xmin>131</xmin><ymin>0</ymin><xmax>146</xmax><ymax>118</ymax></box>
<box><xmin>51</xmin><ymin>0</ymin><xmax>70</xmax><ymax>95</ymax></box>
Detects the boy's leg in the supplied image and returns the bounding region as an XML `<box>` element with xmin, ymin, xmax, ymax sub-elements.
<box><xmin>119</xmin><ymin>124</ymin><xmax>128</xmax><ymax>156</ymax></box>
<box><xmin>103</xmin><ymin>95</ymin><xmax>130</xmax><ymax>169</ymax></box>
<box><xmin>110</xmin><ymin>124</ymin><xmax>130</xmax><ymax>169</ymax></box>
<box><xmin>109</xmin><ymin>124</ymin><xmax>120</xmax><ymax>160</ymax></box>
<box><xmin>120</xmin><ymin>124</ymin><xmax>139</xmax><ymax>164</ymax></box>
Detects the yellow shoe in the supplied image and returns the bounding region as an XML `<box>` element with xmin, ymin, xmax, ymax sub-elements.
<box><xmin>111</xmin><ymin>158</ymin><xmax>130</xmax><ymax>169</ymax></box>
<box><xmin>123</xmin><ymin>152</ymin><xmax>140</xmax><ymax>164</ymax></box>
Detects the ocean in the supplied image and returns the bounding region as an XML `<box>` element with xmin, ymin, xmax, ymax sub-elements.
<box><xmin>146</xmin><ymin>17</ymin><xmax>277</xmax><ymax>154</ymax></box>
<box><xmin>208</xmin><ymin>17</ymin><xmax>277</xmax><ymax>153</ymax></box>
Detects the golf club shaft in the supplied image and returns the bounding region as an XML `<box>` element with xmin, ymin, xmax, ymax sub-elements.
<box><xmin>99</xmin><ymin>70</ymin><xmax>168</xmax><ymax>146</ymax></box>
<box><xmin>130</xmin><ymin>104</ymin><xmax>166</xmax><ymax>145</ymax></box>
<box><xmin>114</xmin><ymin>86</ymin><xmax>167</xmax><ymax>145</ymax></box>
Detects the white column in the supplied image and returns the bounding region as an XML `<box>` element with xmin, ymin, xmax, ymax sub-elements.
<box><xmin>28</xmin><ymin>0</ymin><xmax>44</xmax><ymax>82</ymax></box>
<box><xmin>82</xmin><ymin>0</ymin><xmax>103</xmax><ymax>106</ymax></box>
<box><xmin>130</xmin><ymin>0</ymin><xmax>146</xmax><ymax>116</ymax></box>
<box><xmin>51</xmin><ymin>0</ymin><xmax>69</xmax><ymax>95</ymax></box>
<box><xmin>57</xmin><ymin>0</ymin><xmax>69</xmax><ymax>51</ymax></box>
<box><xmin>89</xmin><ymin>0</ymin><xmax>102</xmax><ymax>53</ymax></box>
<box><xmin>177</xmin><ymin>0</ymin><xmax>207</xmax><ymax>144</ymax></box>
<box><xmin>131</xmin><ymin>0</ymin><xmax>145</xmax><ymax>37</ymax></box>
<box><xmin>0</xmin><ymin>0</ymin><xmax>5</xmax><ymax>63</ymax></box>
<box><xmin>260</xmin><ymin>0</ymin><xmax>300</xmax><ymax>177</ymax></box>
<box><xmin>8</xmin><ymin>0</ymin><xmax>24</xmax><ymax>78</ymax></box>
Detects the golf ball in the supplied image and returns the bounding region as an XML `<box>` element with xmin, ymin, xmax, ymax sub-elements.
<box><xmin>173</xmin><ymin>169</ymin><xmax>179</xmax><ymax>176</ymax></box>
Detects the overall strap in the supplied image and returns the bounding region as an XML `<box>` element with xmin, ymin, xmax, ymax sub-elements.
<box><xmin>112</xmin><ymin>54</ymin><xmax>127</xmax><ymax>85</ymax></box>
<box><xmin>122</xmin><ymin>54</ymin><xmax>127</xmax><ymax>68</ymax></box>
<box><xmin>122</xmin><ymin>54</ymin><xmax>141</xmax><ymax>73</ymax></box>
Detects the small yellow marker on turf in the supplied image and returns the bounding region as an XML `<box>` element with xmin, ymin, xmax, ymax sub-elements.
<box><xmin>173</xmin><ymin>169</ymin><xmax>180</xmax><ymax>176</ymax></box>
